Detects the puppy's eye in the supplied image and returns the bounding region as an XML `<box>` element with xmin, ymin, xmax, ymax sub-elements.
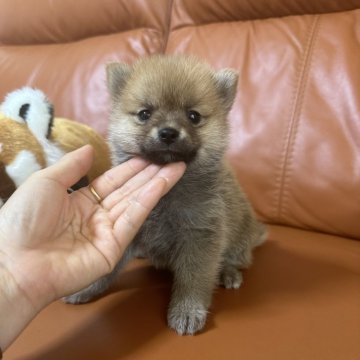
<box><xmin>188</xmin><ymin>110</ymin><xmax>201</xmax><ymax>125</ymax></box>
<box><xmin>138</xmin><ymin>109</ymin><xmax>151</xmax><ymax>122</ymax></box>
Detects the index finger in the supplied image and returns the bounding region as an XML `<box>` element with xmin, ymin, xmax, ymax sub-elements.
<box><xmin>89</xmin><ymin>157</ymin><xmax>150</xmax><ymax>202</ymax></box>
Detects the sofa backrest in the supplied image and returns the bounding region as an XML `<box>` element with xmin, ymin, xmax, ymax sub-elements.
<box><xmin>1</xmin><ymin>0</ymin><xmax>359</xmax><ymax>239</ymax></box>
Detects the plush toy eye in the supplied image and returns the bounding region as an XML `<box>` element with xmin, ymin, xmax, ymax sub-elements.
<box><xmin>137</xmin><ymin>109</ymin><xmax>151</xmax><ymax>122</ymax></box>
<box><xmin>187</xmin><ymin>110</ymin><xmax>201</xmax><ymax>125</ymax></box>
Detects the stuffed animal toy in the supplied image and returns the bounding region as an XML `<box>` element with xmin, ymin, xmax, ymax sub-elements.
<box><xmin>0</xmin><ymin>87</ymin><xmax>111</xmax><ymax>207</ymax></box>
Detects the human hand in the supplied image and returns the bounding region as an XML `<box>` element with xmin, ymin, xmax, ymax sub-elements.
<box><xmin>0</xmin><ymin>145</ymin><xmax>185</xmax><ymax>311</ymax></box>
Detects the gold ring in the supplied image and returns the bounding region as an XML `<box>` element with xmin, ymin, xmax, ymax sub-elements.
<box><xmin>88</xmin><ymin>184</ymin><xmax>102</xmax><ymax>203</ymax></box>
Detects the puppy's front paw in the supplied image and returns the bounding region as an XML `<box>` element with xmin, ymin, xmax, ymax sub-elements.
<box><xmin>167</xmin><ymin>301</ymin><xmax>207</xmax><ymax>335</ymax></box>
<box><xmin>219</xmin><ymin>266</ymin><xmax>243</xmax><ymax>289</ymax></box>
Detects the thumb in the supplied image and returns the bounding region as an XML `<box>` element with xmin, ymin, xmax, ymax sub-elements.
<box><xmin>39</xmin><ymin>145</ymin><xmax>94</xmax><ymax>189</ymax></box>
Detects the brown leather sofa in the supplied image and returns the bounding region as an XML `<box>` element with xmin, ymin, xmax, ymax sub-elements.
<box><xmin>1</xmin><ymin>1</ymin><xmax>359</xmax><ymax>359</ymax></box>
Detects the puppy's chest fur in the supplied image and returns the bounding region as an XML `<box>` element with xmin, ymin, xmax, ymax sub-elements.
<box><xmin>129</xmin><ymin>166</ymin><xmax>231</xmax><ymax>269</ymax></box>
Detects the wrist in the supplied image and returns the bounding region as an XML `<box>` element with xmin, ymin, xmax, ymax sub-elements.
<box><xmin>0</xmin><ymin>255</ymin><xmax>45</xmax><ymax>351</ymax></box>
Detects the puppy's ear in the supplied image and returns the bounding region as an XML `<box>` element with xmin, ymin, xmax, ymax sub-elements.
<box><xmin>106</xmin><ymin>62</ymin><xmax>132</xmax><ymax>97</ymax></box>
<box><xmin>214</xmin><ymin>69</ymin><xmax>239</xmax><ymax>113</ymax></box>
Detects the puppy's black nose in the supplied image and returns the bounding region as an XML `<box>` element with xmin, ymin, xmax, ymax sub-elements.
<box><xmin>158</xmin><ymin>127</ymin><xmax>179</xmax><ymax>145</ymax></box>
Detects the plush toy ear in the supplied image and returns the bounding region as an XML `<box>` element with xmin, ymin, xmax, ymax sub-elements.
<box><xmin>214</xmin><ymin>68</ymin><xmax>239</xmax><ymax>113</ymax></box>
<box><xmin>0</xmin><ymin>87</ymin><xmax>54</xmax><ymax>139</ymax></box>
<box><xmin>106</xmin><ymin>62</ymin><xmax>132</xmax><ymax>98</ymax></box>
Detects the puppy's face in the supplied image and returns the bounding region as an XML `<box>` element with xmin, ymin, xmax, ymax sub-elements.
<box><xmin>107</xmin><ymin>56</ymin><xmax>238</xmax><ymax>166</ymax></box>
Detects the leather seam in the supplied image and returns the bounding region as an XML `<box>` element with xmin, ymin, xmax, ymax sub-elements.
<box><xmin>161</xmin><ymin>0</ymin><xmax>174</xmax><ymax>54</ymax></box>
<box><xmin>274</xmin><ymin>15</ymin><xmax>321</xmax><ymax>222</ymax></box>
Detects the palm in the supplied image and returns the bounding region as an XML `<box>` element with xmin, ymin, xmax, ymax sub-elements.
<box><xmin>2</xmin><ymin>176</ymin><xmax>119</xmax><ymax>304</ymax></box>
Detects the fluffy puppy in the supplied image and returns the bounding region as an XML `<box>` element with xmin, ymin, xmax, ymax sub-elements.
<box><xmin>64</xmin><ymin>55</ymin><xmax>266</xmax><ymax>335</ymax></box>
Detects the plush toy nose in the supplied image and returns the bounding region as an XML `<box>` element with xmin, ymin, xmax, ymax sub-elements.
<box><xmin>158</xmin><ymin>127</ymin><xmax>179</xmax><ymax>145</ymax></box>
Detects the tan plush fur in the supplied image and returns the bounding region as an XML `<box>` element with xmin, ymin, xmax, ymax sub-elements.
<box><xmin>0</xmin><ymin>117</ymin><xmax>46</xmax><ymax>167</ymax></box>
<box><xmin>0</xmin><ymin>117</ymin><xmax>45</xmax><ymax>203</ymax></box>
<box><xmin>50</xmin><ymin>118</ymin><xmax>111</xmax><ymax>181</ymax></box>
